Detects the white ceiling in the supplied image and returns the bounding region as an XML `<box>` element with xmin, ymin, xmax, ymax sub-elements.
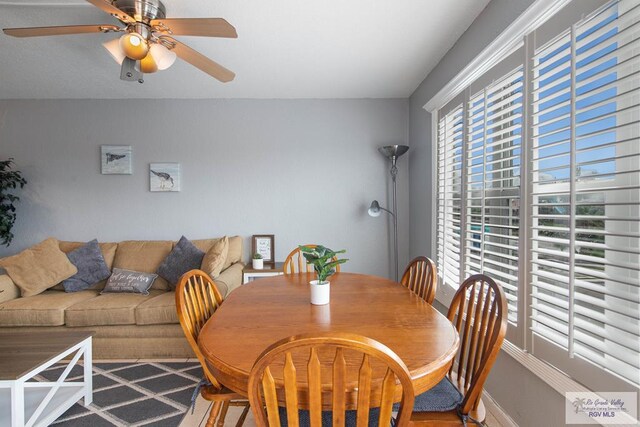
<box><xmin>0</xmin><ymin>0</ymin><xmax>490</xmax><ymax>99</ymax></box>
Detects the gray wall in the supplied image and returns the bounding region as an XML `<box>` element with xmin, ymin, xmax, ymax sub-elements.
<box><xmin>408</xmin><ymin>0</ymin><xmax>571</xmax><ymax>426</ymax></box>
<box><xmin>0</xmin><ymin>99</ymin><xmax>410</xmax><ymax>279</ymax></box>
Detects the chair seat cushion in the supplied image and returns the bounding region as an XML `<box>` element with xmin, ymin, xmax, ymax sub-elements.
<box><xmin>278</xmin><ymin>407</ymin><xmax>383</xmax><ymax>427</ymax></box>
<box><xmin>396</xmin><ymin>377</ymin><xmax>463</xmax><ymax>413</ymax></box>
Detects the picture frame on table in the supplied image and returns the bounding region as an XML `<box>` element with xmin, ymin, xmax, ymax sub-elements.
<box><xmin>252</xmin><ymin>234</ymin><xmax>275</xmax><ymax>265</ymax></box>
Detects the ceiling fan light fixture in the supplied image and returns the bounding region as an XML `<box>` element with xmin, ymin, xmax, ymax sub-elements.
<box><xmin>119</xmin><ymin>32</ymin><xmax>149</xmax><ymax>60</ymax></box>
<box><xmin>149</xmin><ymin>43</ymin><xmax>177</xmax><ymax>70</ymax></box>
<box><xmin>103</xmin><ymin>38</ymin><xmax>125</xmax><ymax>65</ymax></box>
<box><xmin>140</xmin><ymin>52</ymin><xmax>158</xmax><ymax>73</ymax></box>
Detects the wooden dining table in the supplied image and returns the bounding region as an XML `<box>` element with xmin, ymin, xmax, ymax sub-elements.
<box><xmin>198</xmin><ymin>272</ymin><xmax>460</xmax><ymax>406</ymax></box>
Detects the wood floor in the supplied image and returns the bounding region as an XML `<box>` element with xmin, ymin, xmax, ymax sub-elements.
<box><xmin>179</xmin><ymin>397</ymin><xmax>507</xmax><ymax>426</ymax></box>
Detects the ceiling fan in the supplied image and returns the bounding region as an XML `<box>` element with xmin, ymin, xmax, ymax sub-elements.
<box><xmin>2</xmin><ymin>0</ymin><xmax>237</xmax><ymax>84</ymax></box>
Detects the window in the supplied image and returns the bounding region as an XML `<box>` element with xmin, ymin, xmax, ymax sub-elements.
<box><xmin>437</xmin><ymin>105</ymin><xmax>464</xmax><ymax>290</ymax></box>
<box><xmin>465</xmin><ymin>68</ymin><xmax>523</xmax><ymax>325</ymax></box>
<box><xmin>435</xmin><ymin>0</ymin><xmax>639</xmax><ymax>392</ymax></box>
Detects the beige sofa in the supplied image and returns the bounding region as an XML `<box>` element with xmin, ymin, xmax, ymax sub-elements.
<box><xmin>0</xmin><ymin>237</ymin><xmax>244</xmax><ymax>359</ymax></box>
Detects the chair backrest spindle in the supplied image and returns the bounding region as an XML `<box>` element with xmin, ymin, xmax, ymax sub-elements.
<box><xmin>283</xmin><ymin>245</ymin><xmax>341</xmax><ymax>275</ymax></box>
<box><xmin>176</xmin><ymin>269</ymin><xmax>225</xmax><ymax>389</ymax></box>
<box><xmin>400</xmin><ymin>256</ymin><xmax>437</xmax><ymax>304</ymax></box>
<box><xmin>446</xmin><ymin>274</ymin><xmax>507</xmax><ymax>414</ymax></box>
<box><xmin>248</xmin><ymin>333</ymin><xmax>415</xmax><ymax>427</ymax></box>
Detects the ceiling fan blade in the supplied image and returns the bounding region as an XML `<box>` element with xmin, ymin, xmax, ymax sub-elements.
<box><xmin>85</xmin><ymin>0</ymin><xmax>134</xmax><ymax>24</ymax></box>
<box><xmin>162</xmin><ymin>37</ymin><xmax>235</xmax><ymax>83</ymax></box>
<box><xmin>3</xmin><ymin>24</ymin><xmax>120</xmax><ymax>37</ymax></box>
<box><xmin>150</xmin><ymin>18</ymin><xmax>237</xmax><ymax>38</ymax></box>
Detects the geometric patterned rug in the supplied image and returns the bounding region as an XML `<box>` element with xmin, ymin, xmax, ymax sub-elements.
<box><xmin>36</xmin><ymin>362</ymin><xmax>202</xmax><ymax>427</ymax></box>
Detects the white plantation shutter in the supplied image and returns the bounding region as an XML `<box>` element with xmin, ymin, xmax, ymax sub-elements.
<box><xmin>530</xmin><ymin>0</ymin><xmax>639</xmax><ymax>389</ymax></box>
<box><xmin>437</xmin><ymin>105</ymin><xmax>464</xmax><ymax>289</ymax></box>
<box><xmin>434</xmin><ymin>0</ymin><xmax>639</xmax><ymax>393</ymax></box>
<box><xmin>464</xmin><ymin>68</ymin><xmax>523</xmax><ymax>325</ymax></box>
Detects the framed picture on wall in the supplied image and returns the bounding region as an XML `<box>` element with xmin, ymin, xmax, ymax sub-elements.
<box><xmin>150</xmin><ymin>163</ymin><xmax>181</xmax><ymax>192</ymax></box>
<box><xmin>252</xmin><ymin>234</ymin><xmax>275</xmax><ymax>264</ymax></box>
<box><xmin>101</xmin><ymin>145</ymin><xmax>132</xmax><ymax>174</ymax></box>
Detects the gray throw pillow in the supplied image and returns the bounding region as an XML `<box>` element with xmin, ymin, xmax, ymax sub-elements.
<box><xmin>157</xmin><ymin>236</ymin><xmax>205</xmax><ymax>289</ymax></box>
<box><xmin>62</xmin><ymin>239</ymin><xmax>111</xmax><ymax>292</ymax></box>
<box><xmin>102</xmin><ymin>268</ymin><xmax>157</xmax><ymax>295</ymax></box>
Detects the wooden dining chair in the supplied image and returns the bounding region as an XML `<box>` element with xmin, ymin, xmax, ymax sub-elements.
<box><xmin>409</xmin><ymin>274</ymin><xmax>507</xmax><ymax>426</ymax></box>
<box><xmin>283</xmin><ymin>244</ymin><xmax>342</xmax><ymax>274</ymax></box>
<box><xmin>248</xmin><ymin>332</ymin><xmax>415</xmax><ymax>427</ymax></box>
<box><xmin>175</xmin><ymin>270</ymin><xmax>250</xmax><ymax>427</ymax></box>
<box><xmin>400</xmin><ymin>256</ymin><xmax>437</xmax><ymax>304</ymax></box>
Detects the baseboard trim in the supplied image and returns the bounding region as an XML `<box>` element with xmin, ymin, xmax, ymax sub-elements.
<box><xmin>483</xmin><ymin>390</ymin><xmax>519</xmax><ymax>427</ymax></box>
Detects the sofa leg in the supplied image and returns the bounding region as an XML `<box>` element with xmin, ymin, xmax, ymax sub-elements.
<box><xmin>206</xmin><ymin>401</ymin><xmax>222</xmax><ymax>427</ymax></box>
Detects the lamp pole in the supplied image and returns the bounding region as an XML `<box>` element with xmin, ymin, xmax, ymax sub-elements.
<box><xmin>378</xmin><ymin>145</ymin><xmax>409</xmax><ymax>281</ymax></box>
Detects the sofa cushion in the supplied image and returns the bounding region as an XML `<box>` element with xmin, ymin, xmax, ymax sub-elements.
<box><xmin>214</xmin><ymin>262</ymin><xmax>243</xmax><ymax>297</ymax></box>
<box><xmin>0</xmin><ymin>238</ymin><xmax>78</xmax><ymax>297</ymax></box>
<box><xmin>65</xmin><ymin>290</ymin><xmax>164</xmax><ymax>327</ymax></box>
<box><xmin>62</xmin><ymin>240</ymin><xmax>111</xmax><ymax>292</ymax></box>
<box><xmin>0</xmin><ymin>290</ymin><xmax>98</xmax><ymax>326</ymax></box>
<box><xmin>112</xmin><ymin>241</ymin><xmax>173</xmax><ymax>290</ymax></box>
<box><xmin>0</xmin><ymin>274</ymin><xmax>20</xmax><ymax>304</ymax></box>
<box><xmin>225</xmin><ymin>236</ymin><xmax>243</xmax><ymax>270</ymax></box>
<box><xmin>200</xmin><ymin>236</ymin><xmax>228</xmax><ymax>279</ymax></box>
<box><xmin>157</xmin><ymin>236</ymin><xmax>205</xmax><ymax>288</ymax></box>
<box><xmin>135</xmin><ymin>291</ymin><xmax>179</xmax><ymax>325</ymax></box>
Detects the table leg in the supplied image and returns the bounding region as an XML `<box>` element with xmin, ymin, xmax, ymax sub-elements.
<box><xmin>11</xmin><ymin>381</ymin><xmax>24</xmax><ymax>427</ymax></box>
<box><xmin>83</xmin><ymin>337</ymin><xmax>93</xmax><ymax>406</ymax></box>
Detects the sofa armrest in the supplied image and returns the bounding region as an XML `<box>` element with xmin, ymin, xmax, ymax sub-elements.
<box><xmin>214</xmin><ymin>262</ymin><xmax>244</xmax><ymax>298</ymax></box>
<box><xmin>0</xmin><ymin>274</ymin><xmax>20</xmax><ymax>304</ymax></box>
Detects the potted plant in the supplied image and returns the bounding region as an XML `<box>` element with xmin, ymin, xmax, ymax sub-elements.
<box><xmin>252</xmin><ymin>253</ymin><xmax>264</xmax><ymax>269</ymax></box>
<box><xmin>1</xmin><ymin>158</ymin><xmax>27</xmax><ymax>247</ymax></box>
<box><xmin>299</xmin><ymin>245</ymin><xmax>348</xmax><ymax>305</ymax></box>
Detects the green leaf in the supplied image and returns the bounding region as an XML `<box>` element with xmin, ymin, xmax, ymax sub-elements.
<box><xmin>0</xmin><ymin>158</ymin><xmax>27</xmax><ymax>246</ymax></box>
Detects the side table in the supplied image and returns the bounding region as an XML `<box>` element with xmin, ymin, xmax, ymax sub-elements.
<box><xmin>242</xmin><ymin>262</ymin><xmax>284</xmax><ymax>284</ymax></box>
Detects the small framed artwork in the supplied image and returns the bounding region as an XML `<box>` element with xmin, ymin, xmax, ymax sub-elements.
<box><xmin>101</xmin><ymin>145</ymin><xmax>132</xmax><ymax>175</ymax></box>
<box><xmin>252</xmin><ymin>234</ymin><xmax>275</xmax><ymax>264</ymax></box>
<box><xmin>150</xmin><ymin>163</ymin><xmax>181</xmax><ymax>192</ymax></box>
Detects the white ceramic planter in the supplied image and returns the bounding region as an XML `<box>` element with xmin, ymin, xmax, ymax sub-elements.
<box><xmin>252</xmin><ymin>258</ymin><xmax>263</xmax><ymax>269</ymax></box>
<box><xmin>310</xmin><ymin>280</ymin><xmax>330</xmax><ymax>305</ymax></box>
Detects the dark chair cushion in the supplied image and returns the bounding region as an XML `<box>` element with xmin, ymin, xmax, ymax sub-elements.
<box><xmin>394</xmin><ymin>377</ymin><xmax>463</xmax><ymax>413</ymax></box>
<box><xmin>278</xmin><ymin>406</ymin><xmax>385</xmax><ymax>426</ymax></box>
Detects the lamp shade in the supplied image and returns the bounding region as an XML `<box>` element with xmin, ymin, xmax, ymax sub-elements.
<box><xmin>119</xmin><ymin>32</ymin><xmax>149</xmax><ymax>60</ymax></box>
<box><xmin>149</xmin><ymin>43</ymin><xmax>177</xmax><ymax>70</ymax></box>
<box><xmin>140</xmin><ymin>52</ymin><xmax>158</xmax><ymax>73</ymax></box>
<box><xmin>368</xmin><ymin>200</ymin><xmax>382</xmax><ymax>217</ymax></box>
<box><xmin>103</xmin><ymin>39</ymin><xmax>125</xmax><ymax>65</ymax></box>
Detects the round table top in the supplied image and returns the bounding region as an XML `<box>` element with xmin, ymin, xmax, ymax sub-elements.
<box><xmin>198</xmin><ymin>272</ymin><xmax>460</xmax><ymax>398</ymax></box>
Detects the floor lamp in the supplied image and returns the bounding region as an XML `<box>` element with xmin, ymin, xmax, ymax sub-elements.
<box><xmin>368</xmin><ymin>144</ymin><xmax>409</xmax><ymax>281</ymax></box>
